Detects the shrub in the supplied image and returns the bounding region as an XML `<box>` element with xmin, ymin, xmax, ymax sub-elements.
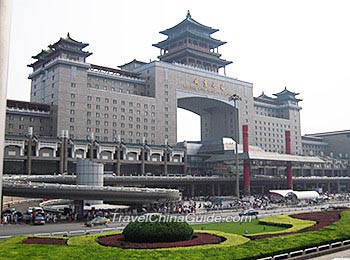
<box><xmin>257</xmin><ymin>214</ymin><xmax>315</xmax><ymax>233</ymax></box>
<box><xmin>122</xmin><ymin>217</ymin><xmax>194</xmax><ymax>243</ymax></box>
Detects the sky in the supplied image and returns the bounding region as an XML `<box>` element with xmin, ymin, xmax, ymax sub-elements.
<box><xmin>7</xmin><ymin>0</ymin><xmax>350</xmax><ymax>142</ymax></box>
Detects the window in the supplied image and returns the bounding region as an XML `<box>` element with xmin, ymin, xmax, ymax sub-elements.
<box><xmin>96</xmin><ymin>97</ymin><xmax>100</xmax><ymax>102</ymax></box>
<box><xmin>70</xmin><ymin>118</ymin><xmax>74</xmax><ymax>123</ymax></box>
<box><xmin>71</xmin><ymin>66</ymin><xmax>76</xmax><ymax>78</ymax></box>
<box><xmin>71</xmin><ymin>83</ymin><xmax>76</xmax><ymax>88</ymax></box>
<box><xmin>70</xmin><ymin>101</ymin><xmax>75</xmax><ymax>107</ymax></box>
<box><xmin>70</xmin><ymin>126</ymin><xmax>74</xmax><ymax>131</ymax></box>
<box><xmin>70</xmin><ymin>110</ymin><xmax>75</xmax><ymax>115</ymax></box>
<box><xmin>87</xmin><ymin>96</ymin><xmax>92</xmax><ymax>101</ymax></box>
<box><xmin>105</xmin><ymin>98</ymin><xmax>109</xmax><ymax>103</ymax></box>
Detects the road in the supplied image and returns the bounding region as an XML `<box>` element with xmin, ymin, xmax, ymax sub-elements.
<box><xmin>2</xmin><ymin>203</ymin><xmax>349</xmax><ymax>237</ymax></box>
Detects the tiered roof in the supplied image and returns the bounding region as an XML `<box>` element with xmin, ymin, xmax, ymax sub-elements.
<box><xmin>152</xmin><ymin>11</ymin><xmax>232</xmax><ymax>70</ymax></box>
<box><xmin>273</xmin><ymin>87</ymin><xmax>302</xmax><ymax>102</ymax></box>
<box><xmin>28</xmin><ymin>33</ymin><xmax>92</xmax><ymax>69</ymax></box>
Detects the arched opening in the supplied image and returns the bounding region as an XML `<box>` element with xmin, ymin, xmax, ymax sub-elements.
<box><xmin>177</xmin><ymin>108</ymin><xmax>201</xmax><ymax>142</ymax></box>
<box><xmin>177</xmin><ymin>96</ymin><xmax>238</xmax><ymax>143</ymax></box>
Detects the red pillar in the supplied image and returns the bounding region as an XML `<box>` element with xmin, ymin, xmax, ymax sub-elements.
<box><xmin>285</xmin><ymin>130</ymin><xmax>293</xmax><ymax>189</ymax></box>
<box><xmin>243</xmin><ymin>125</ymin><xmax>251</xmax><ymax>195</ymax></box>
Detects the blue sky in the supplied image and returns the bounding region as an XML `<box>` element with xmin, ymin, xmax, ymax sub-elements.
<box><xmin>7</xmin><ymin>0</ymin><xmax>350</xmax><ymax>141</ymax></box>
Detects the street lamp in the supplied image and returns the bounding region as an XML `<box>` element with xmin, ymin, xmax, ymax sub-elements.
<box><xmin>229</xmin><ymin>94</ymin><xmax>242</xmax><ymax>198</ymax></box>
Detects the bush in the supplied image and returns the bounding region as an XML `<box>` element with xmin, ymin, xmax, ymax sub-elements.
<box><xmin>122</xmin><ymin>217</ymin><xmax>194</xmax><ymax>243</ymax></box>
<box><xmin>257</xmin><ymin>214</ymin><xmax>315</xmax><ymax>233</ymax></box>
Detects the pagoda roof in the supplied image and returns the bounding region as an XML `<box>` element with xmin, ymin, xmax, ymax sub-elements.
<box><xmin>153</xmin><ymin>30</ymin><xmax>226</xmax><ymax>49</ymax></box>
<box><xmin>28</xmin><ymin>34</ymin><xmax>91</xmax><ymax>68</ymax></box>
<box><xmin>119</xmin><ymin>59</ymin><xmax>147</xmax><ymax>68</ymax></box>
<box><xmin>89</xmin><ymin>64</ymin><xmax>142</xmax><ymax>79</ymax></box>
<box><xmin>273</xmin><ymin>87</ymin><xmax>302</xmax><ymax>102</ymax></box>
<box><xmin>49</xmin><ymin>33</ymin><xmax>89</xmax><ymax>49</ymax></box>
<box><xmin>32</xmin><ymin>49</ymin><xmax>53</xmax><ymax>60</ymax></box>
<box><xmin>257</xmin><ymin>92</ymin><xmax>275</xmax><ymax>100</ymax></box>
<box><xmin>160</xmin><ymin>11</ymin><xmax>219</xmax><ymax>36</ymax></box>
<box><xmin>273</xmin><ymin>87</ymin><xmax>300</xmax><ymax>97</ymax></box>
<box><xmin>161</xmin><ymin>48</ymin><xmax>232</xmax><ymax>67</ymax></box>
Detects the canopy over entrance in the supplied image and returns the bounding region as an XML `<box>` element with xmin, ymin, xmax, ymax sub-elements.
<box><xmin>270</xmin><ymin>189</ymin><xmax>320</xmax><ymax>200</ymax></box>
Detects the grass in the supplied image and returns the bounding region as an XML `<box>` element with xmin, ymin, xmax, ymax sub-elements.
<box><xmin>0</xmin><ymin>211</ymin><xmax>349</xmax><ymax>260</ymax></box>
<box><xmin>192</xmin><ymin>218</ymin><xmax>287</xmax><ymax>235</ymax></box>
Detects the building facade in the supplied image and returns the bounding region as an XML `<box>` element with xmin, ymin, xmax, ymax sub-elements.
<box><xmin>7</xmin><ymin>12</ymin><xmax>344</xmax><ymax>181</ymax></box>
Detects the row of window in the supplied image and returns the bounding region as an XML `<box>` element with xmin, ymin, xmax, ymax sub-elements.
<box><xmin>7</xmin><ymin>115</ymin><xmax>46</xmax><ymax>123</ymax></box>
<box><xmin>8</xmin><ymin>124</ymin><xmax>45</xmax><ymax>131</ymax></box>
<box><xmin>85</xmin><ymin>95</ymin><xmax>156</xmax><ymax>109</ymax></box>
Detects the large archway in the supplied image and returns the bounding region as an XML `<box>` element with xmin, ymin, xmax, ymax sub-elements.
<box><xmin>177</xmin><ymin>96</ymin><xmax>238</xmax><ymax>142</ymax></box>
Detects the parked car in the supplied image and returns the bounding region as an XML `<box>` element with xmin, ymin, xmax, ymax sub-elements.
<box><xmin>264</xmin><ymin>204</ymin><xmax>277</xmax><ymax>210</ymax></box>
<box><xmin>296</xmin><ymin>202</ymin><xmax>308</xmax><ymax>207</ymax></box>
<box><xmin>33</xmin><ymin>214</ymin><xmax>45</xmax><ymax>225</ymax></box>
<box><xmin>239</xmin><ymin>209</ymin><xmax>259</xmax><ymax>216</ymax></box>
<box><xmin>85</xmin><ymin>216</ymin><xmax>111</xmax><ymax>227</ymax></box>
<box><xmin>321</xmin><ymin>204</ymin><xmax>334</xmax><ymax>211</ymax></box>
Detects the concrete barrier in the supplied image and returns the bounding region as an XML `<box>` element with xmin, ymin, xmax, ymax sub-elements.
<box><xmin>68</xmin><ymin>230</ymin><xmax>85</xmax><ymax>236</ymax></box>
<box><xmin>51</xmin><ymin>231</ymin><xmax>68</xmax><ymax>237</ymax></box>
<box><xmin>85</xmin><ymin>229</ymin><xmax>100</xmax><ymax>235</ymax></box>
<box><xmin>330</xmin><ymin>241</ymin><xmax>342</xmax><ymax>248</ymax></box>
<box><xmin>0</xmin><ymin>235</ymin><xmax>12</xmax><ymax>239</ymax></box>
<box><xmin>317</xmin><ymin>244</ymin><xmax>330</xmax><ymax>251</ymax></box>
<box><xmin>288</xmin><ymin>250</ymin><xmax>303</xmax><ymax>258</ymax></box>
<box><xmin>272</xmin><ymin>253</ymin><xmax>288</xmax><ymax>259</ymax></box>
<box><xmin>304</xmin><ymin>247</ymin><xmax>317</xmax><ymax>254</ymax></box>
<box><xmin>342</xmin><ymin>240</ymin><xmax>350</xmax><ymax>245</ymax></box>
<box><xmin>100</xmin><ymin>227</ymin><xmax>115</xmax><ymax>232</ymax></box>
<box><xmin>33</xmin><ymin>233</ymin><xmax>51</xmax><ymax>236</ymax></box>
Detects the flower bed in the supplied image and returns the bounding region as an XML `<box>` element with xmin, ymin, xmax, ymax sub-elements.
<box><xmin>291</xmin><ymin>210</ymin><xmax>341</xmax><ymax>231</ymax></box>
<box><xmin>98</xmin><ymin>232</ymin><xmax>225</xmax><ymax>249</ymax></box>
<box><xmin>249</xmin><ymin>209</ymin><xmax>342</xmax><ymax>239</ymax></box>
<box><xmin>22</xmin><ymin>237</ymin><xmax>67</xmax><ymax>245</ymax></box>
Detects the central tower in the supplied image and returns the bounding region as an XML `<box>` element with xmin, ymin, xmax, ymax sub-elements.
<box><xmin>153</xmin><ymin>11</ymin><xmax>232</xmax><ymax>73</ymax></box>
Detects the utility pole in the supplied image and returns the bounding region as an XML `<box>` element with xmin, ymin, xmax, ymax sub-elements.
<box><xmin>229</xmin><ymin>94</ymin><xmax>242</xmax><ymax>198</ymax></box>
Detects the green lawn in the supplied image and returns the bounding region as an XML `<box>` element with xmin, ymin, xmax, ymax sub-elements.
<box><xmin>192</xmin><ymin>218</ymin><xmax>286</xmax><ymax>235</ymax></box>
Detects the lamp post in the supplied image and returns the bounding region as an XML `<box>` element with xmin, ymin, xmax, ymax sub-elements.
<box><xmin>229</xmin><ymin>94</ymin><xmax>242</xmax><ymax>198</ymax></box>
